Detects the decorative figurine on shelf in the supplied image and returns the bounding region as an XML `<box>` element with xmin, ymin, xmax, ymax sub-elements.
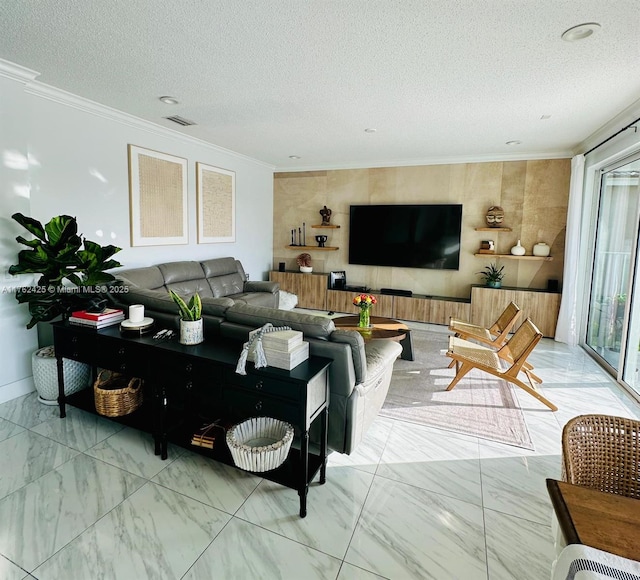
<box><xmin>297</xmin><ymin>253</ymin><xmax>312</xmax><ymax>273</ymax></box>
<box><xmin>485</xmin><ymin>206</ymin><xmax>505</xmax><ymax>228</ymax></box>
<box><xmin>315</xmin><ymin>235</ymin><xmax>328</xmax><ymax>248</ymax></box>
<box><xmin>320</xmin><ymin>206</ymin><xmax>332</xmax><ymax>226</ymax></box>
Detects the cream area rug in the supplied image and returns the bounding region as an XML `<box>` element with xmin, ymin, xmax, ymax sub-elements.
<box><xmin>381</xmin><ymin>327</ymin><xmax>534</xmax><ymax>449</ymax></box>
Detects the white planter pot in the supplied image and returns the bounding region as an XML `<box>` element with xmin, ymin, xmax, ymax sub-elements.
<box><xmin>180</xmin><ymin>319</ymin><xmax>204</xmax><ymax>345</ymax></box>
<box><xmin>299</xmin><ymin>266</ymin><xmax>313</xmax><ymax>273</ymax></box>
<box><xmin>32</xmin><ymin>346</ymin><xmax>91</xmax><ymax>405</ymax></box>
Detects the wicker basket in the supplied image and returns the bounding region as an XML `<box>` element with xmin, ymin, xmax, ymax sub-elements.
<box><xmin>93</xmin><ymin>369</ymin><xmax>143</xmax><ymax>417</ymax></box>
<box><xmin>226</xmin><ymin>417</ymin><xmax>294</xmax><ymax>472</ymax></box>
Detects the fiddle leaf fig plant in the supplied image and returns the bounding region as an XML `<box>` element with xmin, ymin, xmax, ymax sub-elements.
<box><xmin>8</xmin><ymin>213</ymin><xmax>123</xmax><ymax>328</ymax></box>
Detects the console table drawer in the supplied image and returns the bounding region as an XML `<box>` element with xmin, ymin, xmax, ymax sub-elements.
<box><xmin>224</xmin><ymin>370</ymin><xmax>300</xmax><ymax>402</ymax></box>
<box><xmin>93</xmin><ymin>339</ymin><xmax>147</xmax><ymax>376</ymax></box>
<box><xmin>53</xmin><ymin>327</ymin><xmax>97</xmax><ymax>362</ymax></box>
<box><xmin>222</xmin><ymin>388</ymin><xmax>299</xmax><ymax>424</ymax></box>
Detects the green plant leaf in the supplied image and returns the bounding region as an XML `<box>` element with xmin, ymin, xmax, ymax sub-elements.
<box><xmin>11</xmin><ymin>213</ymin><xmax>46</xmax><ymax>241</ymax></box>
<box><xmin>44</xmin><ymin>215</ymin><xmax>80</xmax><ymax>249</ymax></box>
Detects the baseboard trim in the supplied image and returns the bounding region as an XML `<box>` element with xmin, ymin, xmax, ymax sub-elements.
<box><xmin>0</xmin><ymin>376</ymin><xmax>35</xmax><ymax>404</ymax></box>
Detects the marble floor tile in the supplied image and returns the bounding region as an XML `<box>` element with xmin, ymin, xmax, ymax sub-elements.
<box><xmin>30</xmin><ymin>406</ymin><xmax>124</xmax><ymax>451</ymax></box>
<box><xmin>484</xmin><ymin>508</ymin><xmax>556</xmax><ymax>580</ymax></box>
<box><xmin>32</xmin><ymin>482</ymin><xmax>230</xmax><ymax>580</ymax></box>
<box><xmin>0</xmin><ymin>453</ymin><xmax>145</xmax><ymax>571</ymax></box>
<box><xmin>184</xmin><ymin>517</ymin><xmax>341</xmax><ymax>580</ymax></box>
<box><xmin>0</xmin><ymin>417</ymin><xmax>24</xmax><ymax>443</ymax></box>
<box><xmin>152</xmin><ymin>449</ymin><xmax>261</xmax><ymax>514</ymax></box>
<box><xmin>0</xmin><ymin>430</ymin><xmax>78</xmax><ymax>500</ymax></box>
<box><xmin>345</xmin><ymin>477</ymin><xmax>487</xmax><ymax>580</ymax></box>
<box><xmin>337</xmin><ymin>562</ymin><xmax>388</xmax><ymax>579</ymax></box>
<box><xmin>84</xmin><ymin>426</ymin><xmax>180</xmax><ymax>479</ymax></box>
<box><xmin>377</xmin><ymin>420</ymin><xmax>483</xmax><ymax>505</ymax></box>
<box><xmin>0</xmin><ymin>555</ymin><xmax>29</xmax><ymax>580</ymax></box>
<box><xmin>480</xmin><ymin>454</ymin><xmax>560</xmax><ymax>524</ymax></box>
<box><xmin>0</xmin><ymin>393</ymin><xmax>60</xmax><ymax>429</ymax></box>
<box><xmin>236</xmin><ymin>465</ymin><xmax>374</xmax><ymax>559</ymax></box>
<box><xmin>327</xmin><ymin>416</ymin><xmax>394</xmax><ymax>474</ymax></box>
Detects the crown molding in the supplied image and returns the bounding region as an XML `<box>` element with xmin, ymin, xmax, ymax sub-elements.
<box><xmin>23</xmin><ymin>81</ymin><xmax>275</xmax><ymax>170</ymax></box>
<box><xmin>0</xmin><ymin>59</ymin><xmax>40</xmax><ymax>83</ymax></box>
<box><xmin>275</xmin><ymin>150</ymin><xmax>573</xmax><ymax>172</ymax></box>
<box><xmin>576</xmin><ymin>96</ymin><xmax>640</xmax><ymax>155</ymax></box>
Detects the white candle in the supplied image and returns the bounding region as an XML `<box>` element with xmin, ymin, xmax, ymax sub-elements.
<box><xmin>129</xmin><ymin>304</ymin><xmax>145</xmax><ymax>323</ymax></box>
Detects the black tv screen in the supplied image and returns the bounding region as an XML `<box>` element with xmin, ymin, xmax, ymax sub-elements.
<box><xmin>349</xmin><ymin>204</ymin><xmax>462</xmax><ymax>270</ymax></box>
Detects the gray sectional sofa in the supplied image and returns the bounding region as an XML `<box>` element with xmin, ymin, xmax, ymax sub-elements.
<box><xmin>111</xmin><ymin>258</ymin><xmax>403</xmax><ymax>455</ymax></box>
<box><xmin>113</xmin><ymin>258</ymin><xmax>279</xmax><ymax>334</ymax></box>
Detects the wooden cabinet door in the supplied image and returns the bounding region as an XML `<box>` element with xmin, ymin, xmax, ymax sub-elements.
<box><xmin>270</xmin><ymin>271</ymin><xmax>327</xmax><ymax>310</ymax></box>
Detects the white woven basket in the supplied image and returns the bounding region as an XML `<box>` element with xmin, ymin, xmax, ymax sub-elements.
<box><xmin>226</xmin><ymin>417</ymin><xmax>294</xmax><ymax>472</ymax></box>
<box><xmin>32</xmin><ymin>346</ymin><xmax>90</xmax><ymax>404</ymax></box>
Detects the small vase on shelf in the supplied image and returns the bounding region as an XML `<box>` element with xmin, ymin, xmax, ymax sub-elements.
<box><xmin>510</xmin><ymin>240</ymin><xmax>526</xmax><ymax>256</ymax></box>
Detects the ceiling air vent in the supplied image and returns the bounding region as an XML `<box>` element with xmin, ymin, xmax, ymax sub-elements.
<box><xmin>164</xmin><ymin>115</ymin><xmax>196</xmax><ymax>127</ymax></box>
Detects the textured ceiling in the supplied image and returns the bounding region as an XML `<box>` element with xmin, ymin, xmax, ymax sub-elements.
<box><xmin>1</xmin><ymin>1</ymin><xmax>640</xmax><ymax>170</ymax></box>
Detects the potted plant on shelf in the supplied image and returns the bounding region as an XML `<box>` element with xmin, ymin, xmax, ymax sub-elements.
<box><xmin>297</xmin><ymin>253</ymin><xmax>313</xmax><ymax>273</ymax></box>
<box><xmin>169</xmin><ymin>290</ymin><xmax>204</xmax><ymax>345</ymax></box>
<box><xmin>478</xmin><ymin>263</ymin><xmax>505</xmax><ymax>288</ymax></box>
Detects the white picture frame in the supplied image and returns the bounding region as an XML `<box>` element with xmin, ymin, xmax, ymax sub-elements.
<box><xmin>196</xmin><ymin>162</ymin><xmax>236</xmax><ymax>244</ymax></box>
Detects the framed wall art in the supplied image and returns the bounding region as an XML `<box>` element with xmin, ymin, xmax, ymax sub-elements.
<box><xmin>196</xmin><ymin>162</ymin><xmax>236</xmax><ymax>244</ymax></box>
<box><xmin>128</xmin><ymin>145</ymin><xmax>188</xmax><ymax>246</ymax></box>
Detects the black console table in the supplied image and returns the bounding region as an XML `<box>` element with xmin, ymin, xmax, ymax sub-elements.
<box><xmin>52</xmin><ymin>322</ymin><xmax>331</xmax><ymax>518</ymax></box>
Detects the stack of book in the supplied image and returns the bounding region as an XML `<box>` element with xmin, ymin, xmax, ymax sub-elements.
<box><xmin>68</xmin><ymin>308</ymin><xmax>125</xmax><ymax>329</ymax></box>
<box><xmin>261</xmin><ymin>330</ymin><xmax>309</xmax><ymax>370</ymax></box>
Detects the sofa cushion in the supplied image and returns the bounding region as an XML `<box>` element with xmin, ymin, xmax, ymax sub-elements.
<box><xmin>158</xmin><ymin>261</ymin><xmax>206</xmax><ymax>284</ymax></box>
<box><xmin>208</xmin><ymin>273</ymin><xmax>245</xmax><ymax>298</ymax></box>
<box><xmin>229</xmin><ymin>292</ymin><xmax>278</xmax><ymax>308</ymax></box>
<box><xmin>201</xmin><ymin>257</ymin><xmax>241</xmax><ymax>278</ymax></box>
<box><xmin>116</xmin><ymin>266</ymin><xmax>165</xmax><ymax>290</ymax></box>
<box><xmin>225</xmin><ymin>304</ymin><xmax>335</xmax><ymax>339</ymax></box>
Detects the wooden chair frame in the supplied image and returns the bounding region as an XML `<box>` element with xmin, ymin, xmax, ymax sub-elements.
<box><xmin>446</xmin><ymin>318</ymin><xmax>557</xmax><ymax>411</ymax></box>
<box><xmin>448</xmin><ymin>301</ymin><xmax>542</xmax><ymax>383</ymax></box>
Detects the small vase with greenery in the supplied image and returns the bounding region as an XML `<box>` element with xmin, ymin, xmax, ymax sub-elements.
<box><xmin>478</xmin><ymin>263</ymin><xmax>505</xmax><ymax>288</ymax></box>
<box><xmin>169</xmin><ymin>290</ymin><xmax>204</xmax><ymax>345</ymax></box>
<box><xmin>8</xmin><ymin>213</ymin><xmax>123</xmax><ymax>329</ymax></box>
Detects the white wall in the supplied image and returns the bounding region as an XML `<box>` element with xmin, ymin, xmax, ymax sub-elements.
<box><xmin>0</xmin><ymin>65</ymin><xmax>40</xmax><ymax>402</ymax></box>
<box><xmin>0</xmin><ymin>59</ymin><xmax>274</xmax><ymax>403</ymax></box>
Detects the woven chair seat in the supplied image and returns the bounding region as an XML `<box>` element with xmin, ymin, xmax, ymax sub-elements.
<box><xmin>448</xmin><ymin>320</ymin><xmax>493</xmax><ymax>342</ymax></box>
<box><xmin>448</xmin><ymin>337</ymin><xmax>501</xmax><ymax>369</ymax></box>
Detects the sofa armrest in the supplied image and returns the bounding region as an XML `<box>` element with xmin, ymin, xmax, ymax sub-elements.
<box><xmin>112</xmin><ymin>287</ymin><xmax>233</xmax><ymax>317</ymax></box>
<box><xmin>244</xmin><ymin>280</ymin><xmax>279</xmax><ymax>294</ymax></box>
<box><xmin>330</xmin><ymin>330</ymin><xmax>367</xmax><ymax>385</ymax></box>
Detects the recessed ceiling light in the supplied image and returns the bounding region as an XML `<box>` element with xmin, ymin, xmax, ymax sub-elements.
<box><xmin>159</xmin><ymin>96</ymin><xmax>179</xmax><ymax>105</ymax></box>
<box><xmin>364</xmin><ymin>128</ymin><xmax>377</xmax><ymax>133</ymax></box>
<box><xmin>289</xmin><ymin>155</ymin><xmax>301</xmax><ymax>160</ymax></box>
<box><xmin>540</xmin><ymin>115</ymin><xmax>551</xmax><ymax>120</ymax></box>
<box><xmin>506</xmin><ymin>140</ymin><xmax>522</xmax><ymax>146</ymax></box>
<box><xmin>561</xmin><ymin>22</ymin><xmax>601</xmax><ymax>42</ymax></box>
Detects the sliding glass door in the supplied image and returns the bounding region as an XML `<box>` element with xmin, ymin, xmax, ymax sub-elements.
<box><xmin>586</xmin><ymin>157</ymin><xmax>640</xmax><ymax>396</ymax></box>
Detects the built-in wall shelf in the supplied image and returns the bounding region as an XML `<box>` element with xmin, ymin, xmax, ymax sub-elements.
<box><xmin>474</xmin><ymin>227</ymin><xmax>512</xmax><ymax>232</ymax></box>
<box><xmin>286</xmin><ymin>245</ymin><xmax>339</xmax><ymax>251</ymax></box>
<box><xmin>311</xmin><ymin>224</ymin><xmax>340</xmax><ymax>229</ymax></box>
<box><xmin>474</xmin><ymin>253</ymin><xmax>553</xmax><ymax>261</ymax></box>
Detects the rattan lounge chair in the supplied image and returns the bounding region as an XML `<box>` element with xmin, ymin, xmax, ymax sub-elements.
<box><xmin>446</xmin><ymin>318</ymin><xmax>557</xmax><ymax>411</ymax></box>
<box><xmin>562</xmin><ymin>414</ymin><xmax>640</xmax><ymax>499</ymax></box>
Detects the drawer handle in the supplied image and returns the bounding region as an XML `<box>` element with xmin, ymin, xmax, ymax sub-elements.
<box><xmin>255</xmin><ymin>381</ymin><xmax>263</xmax><ymax>390</ymax></box>
<box><xmin>185</xmin><ymin>363</ymin><xmax>193</xmax><ymax>372</ymax></box>
<box><xmin>185</xmin><ymin>381</ymin><xmax>193</xmax><ymax>390</ymax></box>
<box><xmin>73</xmin><ymin>352</ymin><xmax>79</xmax><ymax>358</ymax></box>
<box><xmin>255</xmin><ymin>401</ymin><xmax>263</xmax><ymax>411</ymax></box>
<box><xmin>118</xmin><ymin>347</ymin><xmax>125</xmax><ymax>355</ymax></box>
<box><xmin>71</xmin><ymin>336</ymin><xmax>78</xmax><ymax>344</ymax></box>
<box><xmin>120</xmin><ymin>364</ymin><xmax>126</xmax><ymax>372</ymax></box>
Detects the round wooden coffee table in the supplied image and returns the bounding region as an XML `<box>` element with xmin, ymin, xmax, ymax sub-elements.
<box><xmin>333</xmin><ymin>315</ymin><xmax>414</xmax><ymax>360</ymax></box>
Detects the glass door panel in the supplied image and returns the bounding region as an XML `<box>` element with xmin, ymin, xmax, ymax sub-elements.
<box><xmin>586</xmin><ymin>161</ymin><xmax>640</xmax><ymax>373</ymax></box>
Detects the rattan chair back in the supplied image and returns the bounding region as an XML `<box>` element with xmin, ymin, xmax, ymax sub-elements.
<box><xmin>494</xmin><ymin>302</ymin><xmax>522</xmax><ymax>334</ymax></box>
<box><xmin>503</xmin><ymin>318</ymin><xmax>542</xmax><ymax>364</ymax></box>
<box><xmin>562</xmin><ymin>414</ymin><xmax>640</xmax><ymax>499</ymax></box>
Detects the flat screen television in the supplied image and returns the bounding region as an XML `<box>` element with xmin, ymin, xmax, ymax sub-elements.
<box><xmin>349</xmin><ymin>204</ymin><xmax>463</xmax><ymax>270</ymax></box>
